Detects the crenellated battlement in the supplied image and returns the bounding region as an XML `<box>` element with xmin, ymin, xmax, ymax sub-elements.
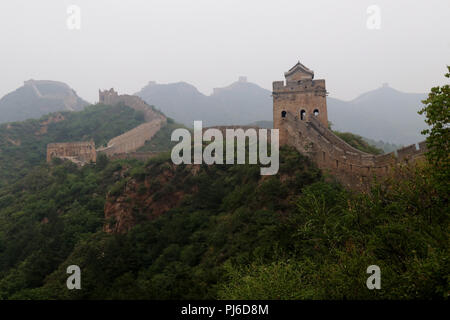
<box><xmin>272</xmin><ymin>79</ymin><xmax>327</xmax><ymax>96</ymax></box>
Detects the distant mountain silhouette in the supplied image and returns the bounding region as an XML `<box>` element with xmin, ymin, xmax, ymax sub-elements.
<box><xmin>136</xmin><ymin>80</ymin><xmax>428</xmax><ymax>145</ymax></box>
<box><xmin>135</xmin><ymin>78</ymin><xmax>272</xmax><ymax>127</ymax></box>
<box><xmin>0</xmin><ymin>80</ymin><xmax>89</xmax><ymax>123</ymax></box>
<box><xmin>328</xmin><ymin>84</ymin><xmax>428</xmax><ymax>145</ymax></box>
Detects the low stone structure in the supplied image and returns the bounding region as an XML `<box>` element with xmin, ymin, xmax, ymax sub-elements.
<box><xmin>47</xmin><ymin>141</ymin><xmax>96</xmax><ymax>165</ymax></box>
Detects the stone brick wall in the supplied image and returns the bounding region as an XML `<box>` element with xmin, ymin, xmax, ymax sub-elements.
<box><xmin>97</xmin><ymin>119</ymin><xmax>165</xmax><ymax>156</ymax></box>
<box><xmin>97</xmin><ymin>89</ymin><xmax>167</xmax><ymax>156</ymax></box>
<box><xmin>273</xmin><ymin>77</ymin><xmax>328</xmax><ymax>145</ymax></box>
<box><xmin>47</xmin><ymin>141</ymin><xmax>96</xmax><ymax>165</ymax></box>
<box><xmin>47</xmin><ymin>89</ymin><xmax>167</xmax><ymax>165</ymax></box>
<box><xmin>282</xmin><ymin>112</ymin><xmax>427</xmax><ymax>190</ymax></box>
<box><xmin>99</xmin><ymin>88</ymin><xmax>161</xmax><ymax>120</ymax></box>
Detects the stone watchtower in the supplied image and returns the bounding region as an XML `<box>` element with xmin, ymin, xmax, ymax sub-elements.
<box><xmin>273</xmin><ymin>62</ymin><xmax>328</xmax><ymax>145</ymax></box>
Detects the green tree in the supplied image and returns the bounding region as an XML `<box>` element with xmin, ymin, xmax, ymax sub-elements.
<box><xmin>418</xmin><ymin>66</ymin><xmax>450</xmax><ymax>195</ymax></box>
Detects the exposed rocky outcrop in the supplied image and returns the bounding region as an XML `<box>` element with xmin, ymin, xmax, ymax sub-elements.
<box><xmin>104</xmin><ymin>163</ymin><xmax>200</xmax><ymax>233</ymax></box>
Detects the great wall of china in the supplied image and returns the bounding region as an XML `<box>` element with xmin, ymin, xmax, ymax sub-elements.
<box><xmin>273</xmin><ymin>62</ymin><xmax>427</xmax><ymax>190</ymax></box>
<box><xmin>47</xmin><ymin>62</ymin><xmax>427</xmax><ymax>190</ymax></box>
<box><xmin>282</xmin><ymin>113</ymin><xmax>427</xmax><ymax>189</ymax></box>
<box><xmin>95</xmin><ymin>88</ymin><xmax>166</xmax><ymax>156</ymax></box>
<box><xmin>47</xmin><ymin>89</ymin><xmax>167</xmax><ymax>164</ymax></box>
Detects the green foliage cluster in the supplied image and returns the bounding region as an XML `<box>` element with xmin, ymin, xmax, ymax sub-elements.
<box><xmin>0</xmin><ymin>147</ymin><xmax>324</xmax><ymax>299</ymax></box>
<box><xmin>333</xmin><ymin>130</ymin><xmax>383</xmax><ymax>155</ymax></box>
<box><xmin>0</xmin><ymin>144</ymin><xmax>447</xmax><ymax>299</ymax></box>
<box><xmin>0</xmin><ymin>104</ymin><xmax>146</xmax><ymax>187</ymax></box>
<box><xmin>219</xmin><ymin>172</ymin><xmax>448</xmax><ymax>299</ymax></box>
<box><xmin>418</xmin><ymin>66</ymin><xmax>450</xmax><ymax>197</ymax></box>
<box><xmin>0</xmin><ymin>158</ymin><xmax>125</xmax><ymax>298</ymax></box>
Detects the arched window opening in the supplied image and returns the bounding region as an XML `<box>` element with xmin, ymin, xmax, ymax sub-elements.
<box><xmin>313</xmin><ymin>109</ymin><xmax>319</xmax><ymax>116</ymax></box>
<box><xmin>300</xmin><ymin>110</ymin><xmax>306</xmax><ymax>120</ymax></box>
<box><xmin>281</xmin><ymin>110</ymin><xmax>286</xmax><ymax>118</ymax></box>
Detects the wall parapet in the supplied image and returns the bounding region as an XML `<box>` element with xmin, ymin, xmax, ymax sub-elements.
<box><xmin>282</xmin><ymin>111</ymin><xmax>427</xmax><ymax>190</ymax></box>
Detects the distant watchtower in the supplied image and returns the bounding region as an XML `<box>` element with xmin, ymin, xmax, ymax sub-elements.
<box><xmin>99</xmin><ymin>88</ymin><xmax>119</xmax><ymax>105</ymax></box>
<box><xmin>273</xmin><ymin>61</ymin><xmax>328</xmax><ymax>145</ymax></box>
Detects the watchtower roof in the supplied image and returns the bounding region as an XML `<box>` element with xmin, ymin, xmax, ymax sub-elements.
<box><xmin>284</xmin><ymin>61</ymin><xmax>314</xmax><ymax>79</ymax></box>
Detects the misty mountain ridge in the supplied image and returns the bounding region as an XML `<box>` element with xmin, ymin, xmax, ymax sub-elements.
<box><xmin>327</xmin><ymin>84</ymin><xmax>428</xmax><ymax>145</ymax></box>
<box><xmin>0</xmin><ymin>78</ymin><xmax>428</xmax><ymax>146</ymax></box>
<box><xmin>136</xmin><ymin>80</ymin><xmax>428</xmax><ymax>145</ymax></box>
<box><xmin>0</xmin><ymin>80</ymin><xmax>89</xmax><ymax>124</ymax></box>
<box><xmin>135</xmin><ymin>78</ymin><xmax>273</xmax><ymax>127</ymax></box>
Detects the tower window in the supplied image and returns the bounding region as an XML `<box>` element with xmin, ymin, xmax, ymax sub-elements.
<box><xmin>300</xmin><ymin>110</ymin><xmax>306</xmax><ymax>120</ymax></box>
<box><xmin>313</xmin><ymin>109</ymin><xmax>319</xmax><ymax>116</ymax></box>
<box><xmin>281</xmin><ymin>110</ymin><xmax>286</xmax><ymax>118</ymax></box>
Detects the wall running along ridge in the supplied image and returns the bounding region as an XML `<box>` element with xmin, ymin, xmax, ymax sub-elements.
<box><xmin>96</xmin><ymin>89</ymin><xmax>167</xmax><ymax>156</ymax></box>
<box><xmin>47</xmin><ymin>89</ymin><xmax>167</xmax><ymax>164</ymax></box>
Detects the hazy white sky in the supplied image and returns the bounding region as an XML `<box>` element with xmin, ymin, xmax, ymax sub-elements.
<box><xmin>0</xmin><ymin>0</ymin><xmax>449</xmax><ymax>102</ymax></box>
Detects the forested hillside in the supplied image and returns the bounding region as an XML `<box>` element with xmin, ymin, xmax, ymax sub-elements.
<box><xmin>0</xmin><ymin>146</ymin><xmax>447</xmax><ymax>299</ymax></box>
